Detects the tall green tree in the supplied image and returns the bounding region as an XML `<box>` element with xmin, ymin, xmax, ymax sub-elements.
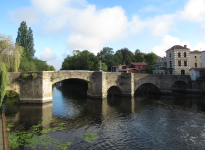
<box><xmin>16</xmin><ymin>21</ymin><xmax>35</xmax><ymax>61</ymax></box>
<box><xmin>116</xmin><ymin>48</ymin><xmax>134</xmax><ymax>63</ymax></box>
<box><xmin>97</xmin><ymin>47</ymin><xmax>115</xmax><ymax>71</ymax></box>
<box><xmin>135</xmin><ymin>49</ymin><xmax>145</xmax><ymax>62</ymax></box>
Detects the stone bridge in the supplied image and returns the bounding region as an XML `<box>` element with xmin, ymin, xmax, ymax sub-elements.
<box><xmin>6</xmin><ymin>71</ymin><xmax>190</xmax><ymax>103</ymax></box>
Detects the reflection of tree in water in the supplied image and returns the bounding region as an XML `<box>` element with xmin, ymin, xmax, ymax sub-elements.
<box><xmin>3</xmin><ymin>97</ymin><xmax>20</xmax><ymax>116</ymax></box>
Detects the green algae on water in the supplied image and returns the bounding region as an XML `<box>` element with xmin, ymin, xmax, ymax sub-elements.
<box><xmin>84</xmin><ymin>134</ymin><xmax>98</xmax><ymax>143</ymax></box>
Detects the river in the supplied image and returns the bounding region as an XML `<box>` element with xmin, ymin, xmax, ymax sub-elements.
<box><xmin>3</xmin><ymin>81</ymin><xmax>205</xmax><ymax>150</ymax></box>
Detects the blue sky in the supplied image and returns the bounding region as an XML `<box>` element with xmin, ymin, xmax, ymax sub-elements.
<box><xmin>1</xmin><ymin>0</ymin><xmax>205</xmax><ymax>70</ymax></box>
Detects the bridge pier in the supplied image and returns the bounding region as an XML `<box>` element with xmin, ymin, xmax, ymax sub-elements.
<box><xmin>7</xmin><ymin>71</ymin><xmax>191</xmax><ymax>103</ymax></box>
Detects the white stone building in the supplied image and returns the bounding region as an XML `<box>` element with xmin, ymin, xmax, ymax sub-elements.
<box><xmin>190</xmin><ymin>51</ymin><xmax>202</xmax><ymax>68</ymax></box>
<box><xmin>166</xmin><ymin>45</ymin><xmax>190</xmax><ymax>75</ymax></box>
<box><xmin>190</xmin><ymin>68</ymin><xmax>205</xmax><ymax>80</ymax></box>
<box><xmin>202</xmin><ymin>51</ymin><xmax>205</xmax><ymax>67</ymax></box>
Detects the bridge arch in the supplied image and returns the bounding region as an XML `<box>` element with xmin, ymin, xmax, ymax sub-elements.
<box><xmin>107</xmin><ymin>85</ymin><xmax>122</xmax><ymax>97</ymax></box>
<box><xmin>135</xmin><ymin>82</ymin><xmax>161</xmax><ymax>94</ymax></box>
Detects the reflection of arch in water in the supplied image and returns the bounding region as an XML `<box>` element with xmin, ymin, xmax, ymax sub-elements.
<box><xmin>173</xmin><ymin>81</ymin><xmax>188</xmax><ymax>88</ymax></box>
<box><xmin>107</xmin><ymin>86</ymin><xmax>122</xmax><ymax>97</ymax></box>
<box><xmin>135</xmin><ymin>83</ymin><xmax>161</xmax><ymax>96</ymax></box>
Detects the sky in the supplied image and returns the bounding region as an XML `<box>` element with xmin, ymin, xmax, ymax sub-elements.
<box><xmin>1</xmin><ymin>0</ymin><xmax>205</xmax><ymax>70</ymax></box>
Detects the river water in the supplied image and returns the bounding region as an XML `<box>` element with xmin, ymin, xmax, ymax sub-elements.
<box><xmin>3</xmin><ymin>82</ymin><xmax>205</xmax><ymax>150</ymax></box>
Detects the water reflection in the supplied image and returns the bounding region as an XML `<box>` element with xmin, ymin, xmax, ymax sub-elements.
<box><xmin>5</xmin><ymin>100</ymin><xmax>52</xmax><ymax>130</ymax></box>
<box><xmin>3</xmin><ymin>82</ymin><xmax>205</xmax><ymax>150</ymax></box>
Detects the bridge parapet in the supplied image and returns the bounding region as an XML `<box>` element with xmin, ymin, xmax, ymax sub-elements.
<box><xmin>7</xmin><ymin>71</ymin><xmax>191</xmax><ymax>103</ymax></box>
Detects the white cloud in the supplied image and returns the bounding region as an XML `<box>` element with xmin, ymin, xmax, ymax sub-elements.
<box><xmin>180</xmin><ymin>0</ymin><xmax>205</xmax><ymax>22</ymax></box>
<box><xmin>47</xmin><ymin>59</ymin><xmax>63</xmax><ymax>71</ymax></box>
<box><xmin>40</xmin><ymin>47</ymin><xmax>57</xmax><ymax>61</ymax></box>
<box><xmin>152</xmin><ymin>35</ymin><xmax>192</xmax><ymax>57</ymax></box>
<box><xmin>12</xmin><ymin>0</ymin><xmax>205</xmax><ymax>56</ymax></box>
<box><xmin>9</xmin><ymin>7</ymin><xmax>40</xmax><ymax>24</ymax></box>
<box><xmin>193</xmin><ymin>42</ymin><xmax>205</xmax><ymax>50</ymax></box>
<box><xmin>129</xmin><ymin>14</ymin><xmax>176</xmax><ymax>36</ymax></box>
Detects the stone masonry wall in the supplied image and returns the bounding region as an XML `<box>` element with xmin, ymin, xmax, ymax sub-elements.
<box><xmin>7</xmin><ymin>71</ymin><xmax>191</xmax><ymax>103</ymax></box>
<box><xmin>102</xmin><ymin>72</ymin><xmax>134</xmax><ymax>97</ymax></box>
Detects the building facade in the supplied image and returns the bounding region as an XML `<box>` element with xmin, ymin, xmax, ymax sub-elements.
<box><xmin>166</xmin><ymin>45</ymin><xmax>190</xmax><ymax>75</ymax></box>
<box><xmin>201</xmin><ymin>51</ymin><xmax>205</xmax><ymax>67</ymax></box>
<box><xmin>111</xmin><ymin>65</ymin><xmax>127</xmax><ymax>72</ymax></box>
<box><xmin>190</xmin><ymin>68</ymin><xmax>205</xmax><ymax>80</ymax></box>
<box><xmin>130</xmin><ymin>62</ymin><xmax>148</xmax><ymax>72</ymax></box>
<box><xmin>153</xmin><ymin>62</ymin><xmax>167</xmax><ymax>74</ymax></box>
<box><xmin>190</xmin><ymin>51</ymin><xmax>202</xmax><ymax>68</ymax></box>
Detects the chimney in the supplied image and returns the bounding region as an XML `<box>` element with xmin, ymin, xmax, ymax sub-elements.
<box><xmin>184</xmin><ymin>45</ymin><xmax>187</xmax><ymax>48</ymax></box>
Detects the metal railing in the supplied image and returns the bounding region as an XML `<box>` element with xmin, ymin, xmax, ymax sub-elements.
<box><xmin>2</xmin><ymin>109</ymin><xmax>10</xmax><ymax>150</ymax></box>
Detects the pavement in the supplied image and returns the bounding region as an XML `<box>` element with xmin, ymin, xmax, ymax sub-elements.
<box><xmin>0</xmin><ymin>109</ymin><xmax>4</xmax><ymax>150</ymax></box>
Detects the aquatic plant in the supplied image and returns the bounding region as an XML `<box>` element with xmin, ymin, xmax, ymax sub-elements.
<box><xmin>84</xmin><ymin>134</ymin><xmax>98</xmax><ymax>143</ymax></box>
<box><xmin>8</xmin><ymin>119</ymin><xmax>73</xmax><ymax>150</ymax></box>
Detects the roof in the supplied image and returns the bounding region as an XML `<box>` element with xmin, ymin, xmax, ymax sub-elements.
<box><xmin>130</xmin><ymin>62</ymin><xmax>148</xmax><ymax>65</ymax></box>
<box><xmin>190</xmin><ymin>51</ymin><xmax>201</xmax><ymax>53</ymax></box>
<box><xmin>166</xmin><ymin>45</ymin><xmax>189</xmax><ymax>52</ymax></box>
<box><xmin>112</xmin><ymin>65</ymin><xmax>127</xmax><ymax>68</ymax></box>
<box><xmin>119</xmin><ymin>68</ymin><xmax>137</xmax><ymax>72</ymax></box>
<box><xmin>190</xmin><ymin>68</ymin><xmax>205</xmax><ymax>71</ymax></box>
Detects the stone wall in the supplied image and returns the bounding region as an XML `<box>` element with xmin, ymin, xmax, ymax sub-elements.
<box><xmin>102</xmin><ymin>72</ymin><xmax>134</xmax><ymax>97</ymax></box>
<box><xmin>7</xmin><ymin>71</ymin><xmax>191</xmax><ymax>103</ymax></box>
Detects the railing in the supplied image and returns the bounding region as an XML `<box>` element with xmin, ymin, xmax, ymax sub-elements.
<box><xmin>2</xmin><ymin>109</ymin><xmax>10</xmax><ymax>150</ymax></box>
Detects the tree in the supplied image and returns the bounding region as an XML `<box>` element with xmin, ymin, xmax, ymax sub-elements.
<box><xmin>135</xmin><ymin>49</ymin><xmax>145</xmax><ymax>62</ymax></box>
<box><xmin>125</xmin><ymin>55</ymin><xmax>132</xmax><ymax>65</ymax></box>
<box><xmin>0</xmin><ymin>33</ymin><xmax>22</xmax><ymax>105</ymax></box>
<box><xmin>16</xmin><ymin>21</ymin><xmax>35</xmax><ymax>60</ymax></box>
<box><xmin>97</xmin><ymin>47</ymin><xmax>115</xmax><ymax>71</ymax></box>
<box><xmin>49</xmin><ymin>66</ymin><xmax>56</xmax><ymax>71</ymax></box>
<box><xmin>144</xmin><ymin>52</ymin><xmax>158</xmax><ymax>74</ymax></box>
<box><xmin>101</xmin><ymin>63</ymin><xmax>108</xmax><ymax>72</ymax></box>
<box><xmin>61</xmin><ymin>50</ymin><xmax>99</xmax><ymax>71</ymax></box>
<box><xmin>116</xmin><ymin>47</ymin><xmax>134</xmax><ymax>64</ymax></box>
<box><xmin>114</xmin><ymin>52</ymin><xmax>123</xmax><ymax>65</ymax></box>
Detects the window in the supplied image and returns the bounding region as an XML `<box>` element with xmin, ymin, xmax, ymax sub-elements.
<box><xmin>184</xmin><ymin>52</ymin><xmax>186</xmax><ymax>57</ymax></box>
<box><xmin>195</xmin><ymin>63</ymin><xmax>197</xmax><ymax>67</ymax></box>
<box><xmin>169</xmin><ymin>53</ymin><xmax>171</xmax><ymax>58</ymax></box>
<box><xmin>169</xmin><ymin>70</ymin><xmax>172</xmax><ymax>74</ymax></box>
<box><xmin>170</xmin><ymin>61</ymin><xmax>172</xmax><ymax>68</ymax></box>
<box><xmin>178</xmin><ymin>52</ymin><xmax>181</xmax><ymax>57</ymax></box>
<box><xmin>184</xmin><ymin>61</ymin><xmax>187</xmax><ymax>66</ymax></box>
<box><xmin>178</xmin><ymin>61</ymin><xmax>181</xmax><ymax>66</ymax></box>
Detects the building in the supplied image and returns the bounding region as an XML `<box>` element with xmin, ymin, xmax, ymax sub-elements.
<box><xmin>111</xmin><ymin>65</ymin><xmax>128</xmax><ymax>72</ymax></box>
<box><xmin>190</xmin><ymin>68</ymin><xmax>205</xmax><ymax>80</ymax></box>
<box><xmin>202</xmin><ymin>51</ymin><xmax>205</xmax><ymax>67</ymax></box>
<box><xmin>119</xmin><ymin>68</ymin><xmax>137</xmax><ymax>73</ymax></box>
<box><xmin>166</xmin><ymin>45</ymin><xmax>190</xmax><ymax>75</ymax></box>
<box><xmin>190</xmin><ymin>51</ymin><xmax>202</xmax><ymax>68</ymax></box>
<box><xmin>130</xmin><ymin>62</ymin><xmax>148</xmax><ymax>72</ymax></box>
<box><xmin>111</xmin><ymin>62</ymin><xmax>147</xmax><ymax>73</ymax></box>
<box><xmin>153</xmin><ymin>62</ymin><xmax>167</xmax><ymax>74</ymax></box>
